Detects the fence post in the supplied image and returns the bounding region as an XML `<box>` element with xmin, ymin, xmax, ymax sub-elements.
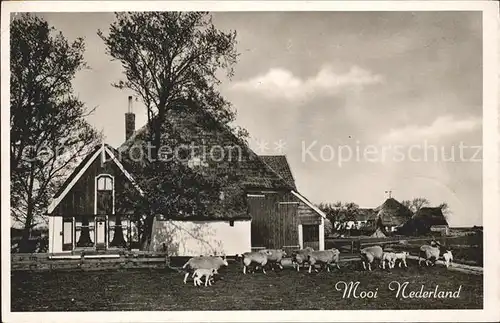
<box><xmin>351</xmin><ymin>241</ymin><xmax>354</xmax><ymax>254</ymax></box>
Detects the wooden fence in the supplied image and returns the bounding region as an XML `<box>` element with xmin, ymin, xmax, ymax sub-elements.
<box><xmin>11</xmin><ymin>252</ymin><xmax>170</xmax><ymax>272</ymax></box>
<box><xmin>326</xmin><ymin>234</ymin><xmax>481</xmax><ymax>254</ymax></box>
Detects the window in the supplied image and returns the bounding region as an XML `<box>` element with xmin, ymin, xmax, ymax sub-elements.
<box><xmin>97</xmin><ymin>175</ymin><xmax>113</xmax><ymax>191</ymax></box>
<box><xmin>75</xmin><ymin>216</ymin><xmax>95</xmax><ymax>247</ymax></box>
<box><xmin>62</xmin><ymin>218</ymin><xmax>73</xmax><ymax>251</ymax></box>
<box><xmin>303</xmin><ymin>224</ymin><xmax>319</xmax><ymax>243</ymax></box>
<box><xmin>108</xmin><ymin>215</ymin><xmax>128</xmax><ymax>248</ymax></box>
<box><xmin>96</xmin><ymin>175</ymin><xmax>114</xmax><ymax>215</ymax></box>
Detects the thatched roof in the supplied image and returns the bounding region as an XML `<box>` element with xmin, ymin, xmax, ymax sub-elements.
<box><xmin>414</xmin><ymin>207</ymin><xmax>448</xmax><ymax>226</ymax></box>
<box><xmin>370</xmin><ymin>198</ymin><xmax>413</xmax><ymax>227</ymax></box>
<box><xmin>117</xmin><ymin>106</ymin><xmax>294</xmax><ymax>191</ymax></box>
<box><xmin>399</xmin><ymin>207</ymin><xmax>448</xmax><ymax>235</ymax></box>
<box><xmin>259</xmin><ymin>155</ymin><xmax>297</xmax><ymax>190</ymax></box>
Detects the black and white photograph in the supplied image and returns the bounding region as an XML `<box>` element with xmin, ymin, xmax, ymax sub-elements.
<box><xmin>2</xmin><ymin>1</ymin><xmax>499</xmax><ymax>322</ymax></box>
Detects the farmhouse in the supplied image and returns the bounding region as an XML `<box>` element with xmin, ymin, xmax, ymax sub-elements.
<box><xmin>47</xmin><ymin>97</ymin><xmax>325</xmax><ymax>256</ymax></box>
<box><xmin>366</xmin><ymin>198</ymin><xmax>413</xmax><ymax>234</ymax></box>
<box><xmin>399</xmin><ymin>207</ymin><xmax>449</xmax><ymax>236</ymax></box>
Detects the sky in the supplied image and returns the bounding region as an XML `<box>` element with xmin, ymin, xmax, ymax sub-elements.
<box><xmin>35</xmin><ymin>11</ymin><xmax>483</xmax><ymax>226</ymax></box>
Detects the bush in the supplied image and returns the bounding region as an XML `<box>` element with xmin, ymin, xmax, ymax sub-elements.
<box><xmin>11</xmin><ymin>237</ymin><xmax>48</xmax><ymax>253</ymax></box>
<box><xmin>324</xmin><ymin>219</ymin><xmax>333</xmax><ymax>236</ymax></box>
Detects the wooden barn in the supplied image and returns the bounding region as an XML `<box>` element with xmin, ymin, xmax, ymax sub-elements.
<box><xmin>46</xmin><ymin>97</ymin><xmax>325</xmax><ymax>256</ymax></box>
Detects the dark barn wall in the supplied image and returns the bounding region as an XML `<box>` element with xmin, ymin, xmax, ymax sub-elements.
<box><xmin>52</xmin><ymin>150</ymin><xmax>135</xmax><ymax>216</ymax></box>
<box><xmin>247</xmin><ymin>191</ymin><xmax>299</xmax><ymax>249</ymax></box>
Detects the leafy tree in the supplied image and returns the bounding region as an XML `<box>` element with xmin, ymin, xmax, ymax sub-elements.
<box><xmin>98</xmin><ymin>12</ymin><xmax>238</xmax><ymax>159</ymax></box>
<box><xmin>343</xmin><ymin>202</ymin><xmax>360</xmax><ymax>222</ymax></box>
<box><xmin>10</xmin><ymin>14</ymin><xmax>100</xmax><ymax>251</ymax></box>
<box><xmin>99</xmin><ymin>12</ymin><xmax>240</xmax><ymax>249</ymax></box>
<box><xmin>324</xmin><ymin>218</ymin><xmax>333</xmax><ymax>237</ymax></box>
<box><xmin>317</xmin><ymin>201</ymin><xmax>360</xmax><ymax>232</ymax></box>
<box><xmin>317</xmin><ymin>201</ymin><xmax>342</xmax><ymax>224</ymax></box>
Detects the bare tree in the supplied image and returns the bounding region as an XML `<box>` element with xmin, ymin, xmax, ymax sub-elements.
<box><xmin>401</xmin><ymin>199</ymin><xmax>412</xmax><ymax>211</ymax></box>
<box><xmin>10</xmin><ymin>14</ymin><xmax>100</xmax><ymax>251</ymax></box>
<box><xmin>439</xmin><ymin>202</ymin><xmax>451</xmax><ymax>221</ymax></box>
<box><xmin>408</xmin><ymin>197</ymin><xmax>430</xmax><ymax>214</ymax></box>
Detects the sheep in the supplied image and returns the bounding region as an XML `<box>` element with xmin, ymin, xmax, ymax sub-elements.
<box><xmin>238</xmin><ymin>251</ymin><xmax>272</xmax><ymax>274</ymax></box>
<box><xmin>360</xmin><ymin>245</ymin><xmax>383</xmax><ymax>271</ymax></box>
<box><xmin>393</xmin><ymin>251</ymin><xmax>409</xmax><ymax>268</ymax></box>
<box><xmin>193</xmin><ymin>268</ymin><xmax>218</xmax><ymax>287</ymax></box>
<box><xmin>291</xmin><ymin>247</ymin><xmax>314</xmax><ymax>272</ymax></box>
<box><xmin>182</xmin><ymin>255</ymin><xmax>228</xmax><ymax>284</ymax></box>
<box><xmin>382</xmin><ymin>251</ymin><xmax>397</xmax><ymax>269</ymax></box>
<box><xmin>260</xmin><ymin>249</ymin><xmax>287</xmax><ymax>271</ymax></box>
<box><xmin>419</xmin><ymin>242</ymin><xmax>441</xmax><ymax>267</ymax></box>
<box><xmin>307</xmin><ymin>248</ymin><xmax>341</xmax><ymax>273</ymax></box>
<box><xmin>443</xmin><ymin>250</ymin><xmax>453</xmax><ymax>268</ymax></box>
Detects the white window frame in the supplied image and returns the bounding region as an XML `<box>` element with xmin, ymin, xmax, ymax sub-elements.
<box><xmin>95</xmin><ymin>174</ymin><xmax>115</xmax><ymax>249</ymax></box>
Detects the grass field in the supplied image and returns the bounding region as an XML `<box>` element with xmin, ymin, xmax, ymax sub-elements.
<box><xmin>11</xmin><ymin>259</ymin><xmax>482</xmax><ymax>311</ymax></box>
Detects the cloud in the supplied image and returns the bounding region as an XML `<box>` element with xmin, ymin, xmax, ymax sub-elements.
<box><xmin>231</xmin><ymin>65</ymin><xmax>383</xmax><ymax>101</ymax></box>
<box><xmin>379</xmin><ymin>115</ymin><xmax>482</xmax><ymax>144</ymax></box>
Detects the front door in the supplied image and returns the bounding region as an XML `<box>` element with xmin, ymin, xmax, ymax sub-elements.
<box><xmin>95</xmin><ymin>216</ymin><xmax>106</xmax><ymax>250</ymax></box>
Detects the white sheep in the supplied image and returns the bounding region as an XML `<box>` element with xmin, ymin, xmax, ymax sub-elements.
<box><xmin>292</xmin><ymin>247</ymin><xmax>314</xmax><ymax>272</ymax></box>
<box><xmin>182</xmin><ymin>255</ymin><xmax>228</xmax><ymax>284</ymax></box>
<box><xmin>193</xmin><ymin>268</ymin><xmax>218</xmax><ymax>287</ymax></box>
<box><xmin>443</xmin><ymin>250</ymin><xmax>453</xmax><ymax>268</ymax></box>
<box><xmin>393</xmin><ymin>251</ymin><xmax>409</xmax><ymax>268</ymax></box>
<box><xmin>260</xmin><ymin>249</ymin><xmax>287</xmax><ymax>271</ymax></box>
<box><xmin>419</xmin><ymin>243</ymin><xmax>441</xmax><ymax>267</ymax></box>
<box><xmin>382</xmin><ymin>252</ymin><xmax>397</xmax><ymax>269</ymax></box>
<box><xmin>307</xmin><ymin>249</ymin><xmax>340</xmax><ymax>273</ymax></box>
<box><xmin>238</xmin><ymin>251</ymin><xmax>272</xmax><ymax>274</ymax></box>
<box><xmin>360</xmin><ymin>245</ymin><xmax>383</xmax><ymax>271</ymax></box>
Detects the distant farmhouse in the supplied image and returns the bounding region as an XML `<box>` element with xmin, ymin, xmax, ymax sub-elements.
<box><xmin>399</xmin><ymin>207</ymin><xmax>449</xmax><ymax>236</ymax></box>
<box><xmin>333</xmin><ymin>198</ymin><xmax>450</xmax><ymax>237</ymax></box>
<box><xmin>333</xmin><ymin>208</ymin><xmax>373</xmax><ymax>231</ymax></box>
<box><xmin>46</xmin><ymin>97</ymin><xmax>326</xmax><ymax>256</ymax></box>
<box><xmin>367</xmin><ymin>198</ymin><xmax>414</xmax><ymax>233</ymax></box>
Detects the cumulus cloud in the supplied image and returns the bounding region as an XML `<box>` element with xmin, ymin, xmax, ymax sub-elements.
<box><xmin>379</xmin><ymin>115</ymin><xmax>482</xmax><ymax>144</ymax></box>
<box><xmin>231</xmin><ymin>65</ymin><xmax>383</xmax><ymax>101</ymax></box>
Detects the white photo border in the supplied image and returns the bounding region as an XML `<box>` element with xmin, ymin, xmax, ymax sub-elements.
<box><xmin>1</xmin><ymin>1</ymin><xmax>498</xmax><ymax>322</ymax></box>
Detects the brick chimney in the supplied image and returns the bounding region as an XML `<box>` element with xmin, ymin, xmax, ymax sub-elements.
<box><xmin>125</xmin><ymin>96</ymin><xmax>135</xmax><ymax>141</ymax></box>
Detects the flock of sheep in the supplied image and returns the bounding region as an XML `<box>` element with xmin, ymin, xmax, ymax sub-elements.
<box><xmin>181</xmin><ymin>241</ymin><xmax>454</xmax><ymax>287</ymax></box>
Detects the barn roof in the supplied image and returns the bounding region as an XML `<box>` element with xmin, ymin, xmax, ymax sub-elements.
<box><xmin>371</xmin><ymin>198</ymin><xmax>413</xmax><ymax>227</ymax></box>
<box><xmin>259</xmin><ymin>155</ymin><xmax>296</xmax><ymax>190</ymax></box>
